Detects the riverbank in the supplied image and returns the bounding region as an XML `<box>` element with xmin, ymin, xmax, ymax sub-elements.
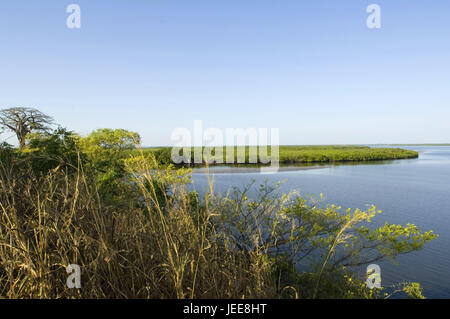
<box><xmin>191</xmin><ymin>165</ymin><xmax>329</xmax><ymax>174</ymax></box>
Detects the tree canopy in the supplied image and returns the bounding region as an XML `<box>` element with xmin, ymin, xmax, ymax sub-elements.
<box><xmin>0</xmin><ymin>107</ymin><xmax>54</xmax><ymax>149</ymax></box>
<box><xmin>79</xmin><ymin>128</ymin><xmax>140</xmax><ymax>154</ymax></box>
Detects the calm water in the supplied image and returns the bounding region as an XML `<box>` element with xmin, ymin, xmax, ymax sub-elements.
<box><xmin>191</xmin><ymin>146</ymin><xmax>450</xmax><ymax>298</ymax></box>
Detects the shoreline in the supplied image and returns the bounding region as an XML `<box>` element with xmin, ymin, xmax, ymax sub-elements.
<box><xmin>191</xmin><ymin>165</ymin><xmax>329</xmax><ymax>174</ymax></box>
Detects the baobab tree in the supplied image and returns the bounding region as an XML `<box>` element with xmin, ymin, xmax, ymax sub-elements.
<box><xmin>0</xmin><ymin>107</ymin><xmax>54</xmax><ymax>149</ymax></box>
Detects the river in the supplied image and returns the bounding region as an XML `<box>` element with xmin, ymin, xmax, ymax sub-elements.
<box><xmin>191</xmin><ymin>146</ymin><xmax>450</xmax><ymax>298</ymax></box>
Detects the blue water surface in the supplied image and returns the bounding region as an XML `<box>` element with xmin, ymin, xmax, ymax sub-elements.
<box><xmin>192</xmin><ymin>146</ymin><xmax>450</xmax><ymax>298</ymax></box>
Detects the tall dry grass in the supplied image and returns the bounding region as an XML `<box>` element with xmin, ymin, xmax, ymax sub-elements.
<box><xmin>0</xmin><ymin>153</ymin><xmax>276</xmax><ymax>298</ymax></box>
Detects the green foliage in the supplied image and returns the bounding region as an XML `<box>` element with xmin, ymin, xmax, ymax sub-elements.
<box><xmin>153</xmin><ymin>147</ymin><xmax>173</xmax><ymax>165</ymax></box>
<box><xmin>278</xmin><ymin>146</ymin><xmax>418</xmax><ymax>163</ymax></box>
<box><xmin>78</xmin><ymin>128</ymin><xmax>141</xmax><ymax>204</ymax></box>
<box><xmin>209</xmin><ymin>181</ymin><xmax>437</xmax><ymax>298</ymax></box>
<box><xmin>79</xmin><ymin>128</ymin><xmax>140</xmax><ymax>160</ymax></box>
<box><xmin>139</xmin><ymin>145</ymin><xmax>419</xmax><ymax>166</ymax></box>
<box><xmin>403</xmin><ymin>282</ymin><xmax>425</xmax><ymax>299</ymax></box>
<box><xmin>0</xmin><ymin>142</ymin><xmax>14</xmax><ymax>159</ymax></box>
<box><xmin>22</xmin><ymin>127</ymin><xmax>83</xmax><ymax>175</ymax></box>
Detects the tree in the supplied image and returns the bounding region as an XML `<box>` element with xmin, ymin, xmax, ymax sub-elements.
<box><xmin>0</xmin><ymin>107</ymin><xmax>54</xmax><ymax>149</ymax></box>
<box><xmin>79</xmin><ymin>128</ymin><xmax>141</xmax><ymax>159</ymax></box>
<box><xmin>26</xmin><ymin>127</ymin><xmax>83</xmax><ymax>174</ymax></box>
<box><xmin>78</xmin><ymin>128</ymin><xmax>141</xmax><ymax>204</ymax></box>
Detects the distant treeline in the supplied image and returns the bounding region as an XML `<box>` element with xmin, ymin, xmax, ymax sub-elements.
<box><xmin>135</xmin><ymin>145</ymin><xmax>419</xmax><ymax>166</ymax></box>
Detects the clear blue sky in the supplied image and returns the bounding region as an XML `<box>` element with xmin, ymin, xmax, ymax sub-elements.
<box><xmin>0</xmin><ymin>0</ymin><xmax>449</xmax><ymax>146</ymax></box>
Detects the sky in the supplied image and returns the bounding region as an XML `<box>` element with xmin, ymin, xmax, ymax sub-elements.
<box><xmin>0</xmin><ymin>0</ymin><xmax>449</xmax><ymax>146</ymax></box>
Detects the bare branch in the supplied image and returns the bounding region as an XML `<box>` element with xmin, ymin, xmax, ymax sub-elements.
<box><xmin>0</xmin><ymin>107</ymin><xmax>54</xmax><ymax>149</ymax></box>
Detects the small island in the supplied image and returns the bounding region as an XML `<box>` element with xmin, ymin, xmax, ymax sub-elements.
<box><xmin>139</xmin><ymin>145</ymin><xmax>419</xmax><ymax>166</ymax></box>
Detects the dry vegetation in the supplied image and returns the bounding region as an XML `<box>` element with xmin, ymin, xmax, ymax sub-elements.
<box><xmin>0</xmin><ymin>125</ymin><xmax>436</xmax><ymax>299</ymax></box>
